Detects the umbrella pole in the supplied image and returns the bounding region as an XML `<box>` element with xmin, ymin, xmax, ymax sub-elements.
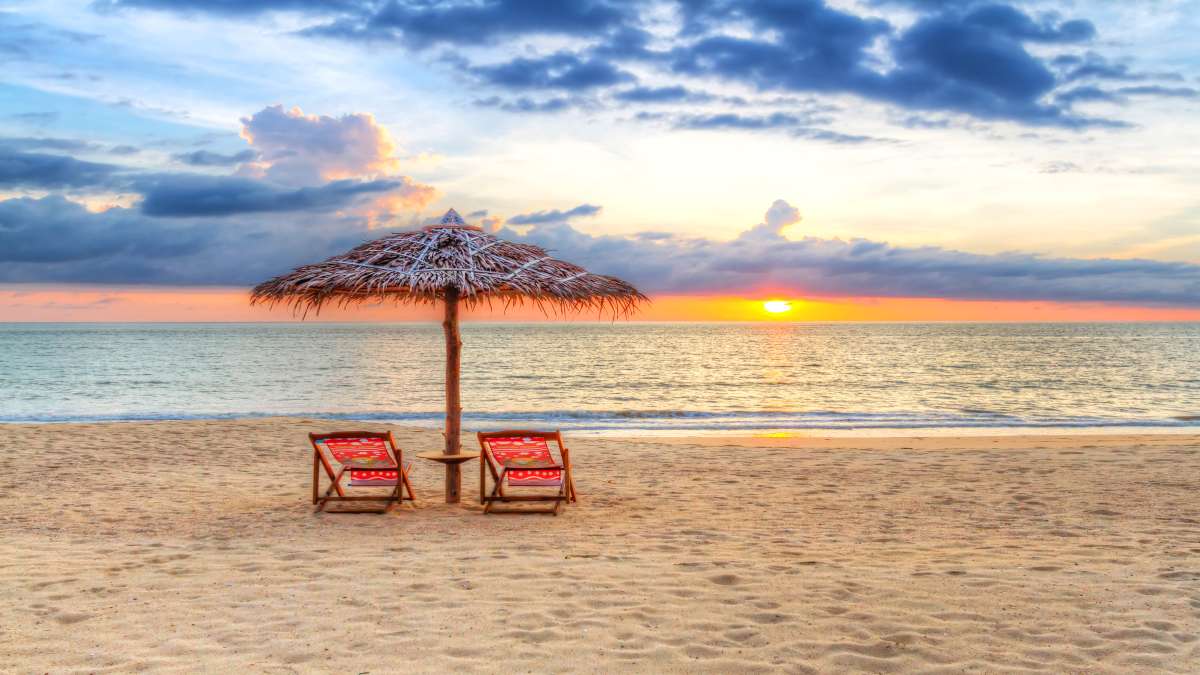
<box><xmin>442</xmin><ymin>286</ymin><xmax>463</xmax><ymax>503</ymax></box>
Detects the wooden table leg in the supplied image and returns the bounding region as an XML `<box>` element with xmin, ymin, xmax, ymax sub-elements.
<box><xmin>445</xmin><ymin>463</ymin><xmax>460</xmax><ymax>503</ymax></box>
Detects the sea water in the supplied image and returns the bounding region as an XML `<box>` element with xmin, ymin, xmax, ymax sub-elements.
<box><xmin>1</xmin><ymin>322</ymin><xmax>1198</xmax><ymax>435</ymax></box>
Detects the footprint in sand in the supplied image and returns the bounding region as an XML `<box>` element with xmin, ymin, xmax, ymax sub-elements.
<box><xmin>725</xmin><ymin>628</ymin><xmax>761</xmax><ymax>643</ymax></box>
<box><xmin>708</xmin><ymin>573</ymin><xmax>740</xmax><ymax>586</ymax></box>
<box><xmin>53</xmin><ymin>611</ymin><xmax>93</xmax><ymax>624</ymax></box>
<box><xmin>1158</xmin><ymin>570</ymin><xmax>1200</xmax><ymax>581</ymax></box>
<box><xmin>747</xmin><ymin>612</ymin><xmax>793</xmax><ymax>625</ymax></box>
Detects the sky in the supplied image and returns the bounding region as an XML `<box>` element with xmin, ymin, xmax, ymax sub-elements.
<box><xmin>1</xmin><ymin>0</ymin><xmax>1199</xmax><ymax>321</ymax></box>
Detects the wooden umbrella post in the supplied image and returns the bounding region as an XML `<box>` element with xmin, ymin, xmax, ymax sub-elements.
<box><xmin>442</xmin><ymin>285</ymin><xmax>463</xmax><ymax>503</ymax></box>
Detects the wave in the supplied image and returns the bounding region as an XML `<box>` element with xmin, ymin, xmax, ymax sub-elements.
<box><xmin>3</xmin><ymin>409</ymin><xmax>1198</xmax><ymax>433</ymax></box>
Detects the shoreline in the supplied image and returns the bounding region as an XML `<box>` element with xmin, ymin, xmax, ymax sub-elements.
<box><xmin>2</xmin><ymin>413</ymin><xmax>1199</xmax><ymax>439</ymax></box>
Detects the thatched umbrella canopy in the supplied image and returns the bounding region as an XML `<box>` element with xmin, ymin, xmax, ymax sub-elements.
<box><xmin>251</xmin><ymin>208</ymin><xmax>646</xmax><ymax>502</ymax></box>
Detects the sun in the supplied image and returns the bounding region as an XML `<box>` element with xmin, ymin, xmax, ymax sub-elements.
<box><xmin>763</xmin><ymin>300</ymin><xmax>793</xmax><ymax>314</ymax></box>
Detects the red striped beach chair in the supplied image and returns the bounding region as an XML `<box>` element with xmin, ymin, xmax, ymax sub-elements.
<box><xmin>477</xmin><ymin>430</ymin><xmax>577</xmax><ymax>515</ymax></box>
<box><xmin>310</xmin><ymin>431</ymin><xmax>416</xmax><ymax>513</ymax></box>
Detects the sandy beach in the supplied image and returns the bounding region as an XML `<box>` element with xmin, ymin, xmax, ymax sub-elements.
<box><xmin>2</xmin><ymin>418</ymin><xmax>1198</xmax><ymax>673</ymax></box>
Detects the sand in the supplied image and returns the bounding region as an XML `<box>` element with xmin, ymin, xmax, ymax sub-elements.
<box><xmin>1</xmin><ymin>419</ymin><xmax>1198</xmax><ymax>673</ymax></box>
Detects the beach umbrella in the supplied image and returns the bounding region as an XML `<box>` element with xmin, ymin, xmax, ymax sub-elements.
<box><xmin>251</xmin><ymin>208</ymin><xmax>645</xmax><ymax>502</ymax></box>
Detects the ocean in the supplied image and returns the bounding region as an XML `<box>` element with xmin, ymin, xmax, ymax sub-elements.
<box><xmin>2</xmin><ymin>322</ymin><xmax>1198</xmax><ymax>435</ymax></box>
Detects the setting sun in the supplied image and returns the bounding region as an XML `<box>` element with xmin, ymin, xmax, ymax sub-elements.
<box><xmin>763</xmin><ymin>300</ymin><xmax>793</xmax><ymax>314</ymax></box>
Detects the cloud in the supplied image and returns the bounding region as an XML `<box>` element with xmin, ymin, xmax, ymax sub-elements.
<box><xmin>473</xmin><ymin>96</ymin><xmax>577</xmax><ymax>113</ymax></box>
<box><xmin>508</xmin><ymin>203</ymin><xmax>602</xmax><ymax>225</ymax></box>
<box><xmin>470</xmin><ymin>52</ymin><xmax>634</xmax><ymax>91</ymax></box>
<box><xmin>613</xmin><ymin>85</ymin><xmax>714</xmax><ymax>104</ymax></box>
<box><xmin>133</xmin><ymin>174</ymin><xmax>406</xmax><ymax>217</ymax></box>
<box><xmin>94</xmin><ymin>0</ymin><xmax>359</xmax><ymax>15</ymax></box>
<box><xmin>0</xmin><ymin>15</ymin><xmax>97</xmax><ymax>59</ymax></box>
<box><xmin>300</xmin><ymin>0</ymin><xmax>631</xmax><ymax>47</ymax></box>
<box><xmin>0</xmin><ymin>195</ymin><xmax>210</xmax><ymax>265</ymax></box>
<box><xmin>1056</xmin><ymin>86</ymin><xmax>1122</xmax><ymax>106</ymax></box>
<box><xmin>959</xmin><ymin>4</ymin><xmax>1094</xmax><ymax>44</ymax></box>
<box><xmin>1057</xmin><ymin>84</ymin><xmax>1199</xmax><ymax>108</ymax></box>
<box><xmin>82</xmin><ymin>1</ymin><xmax>1190</xmax><ymax>131</ymax></box>
<box><xmin>0</xmin><ymin>194</ymin><xmax>371</xmax><ymax>284</ymax></box>
<box><xmin>173</xmin><ymin>149</ymin><xmax>258</xmax><ymax>166</ymax></box>
<box><xmin>1119</xmin><ymin>86</ymin><xmax>1197</xmax><ymax>99</ymax></box>
<box><xmin>1039</xmin><ymin>161</ymin><xmax>1081</xmax><ymax>174</ymax></box>
<box><xmin>6</xmin><ymin>190</ymin><xmax>1199</xmax><ymax>307</ymax></box>
<box><xmin>1</xmin><ymin>105</ymin><xmax>438</xmax><ymax>227</ymax></box>
<box><xmin>239</xmin><ymin>104</ymin><xmax>404</xmax><ymax>186</ymax></box>
<box><xmin>764</xmin><ymin>199</ymin><xmax>800</xmax><ymax>230</ymax></box>
<box><xmin>1054</xmin><ymin>53</ymin><xmax>1183</xmax><ymax>84</ymax></box>
<box><xmin>491</xmin><ymin>200</ymin><xmax>1200</xmax><ymax>307</ymax></box>
<box><xmin>671</xmin><ymin>113</ymin><xmax>882</xmax><ymax>143</ymax></box>
<box><xmin>0</xmin><ymin>136</ymin><xmax>101</xmax><ymax>153</ymax></box>
<box><xmin>0</xmin><ymin>147</ymin><xmax>122</xmax><ymax>189</ymax></box>
<box><xmin>235</xmin><ymin>104</ymin><xmax>438</xmax><ymax>214</ymax></box>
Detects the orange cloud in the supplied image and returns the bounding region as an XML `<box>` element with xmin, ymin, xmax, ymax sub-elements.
<box><xmin>237</xmin><ymin>105</ymin><xmax>438</xmax><ymax>219</ymax></box>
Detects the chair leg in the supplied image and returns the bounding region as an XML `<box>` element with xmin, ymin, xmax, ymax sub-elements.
<box><xmin>401</xmin><ymin>466</ymin><xmax>417</xmax><ymax>504</ymax></box>
<box><xmin>312</xmin><ymin>452</ymin><xmax>320</xmax><ymax>505</ymax></box>
<box><xmin>482</xmin><ymin>479</ymin><xmax>504</xmax><ymax>514</ymax></box>
<box><xmin>382</xmin><ymin>485</ymin><xmax>400</xmax><ymax>514</ymax></box>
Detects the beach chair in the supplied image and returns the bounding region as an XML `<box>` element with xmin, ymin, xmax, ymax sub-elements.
<box><xmin>477</xmin><ymin>430</ymin><xmax>577</xmax><ymax>515</ymax></box>
<box><xmin>310</xmin><ymin>431</ymin><xmax>416</xmax><ymax>513</ymax></box>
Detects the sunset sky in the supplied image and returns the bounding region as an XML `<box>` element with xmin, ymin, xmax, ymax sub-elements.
<box><xmin>2</xmin><ymin>0</ymin><xmax>1199</xmax><ymax>321</ymax></box>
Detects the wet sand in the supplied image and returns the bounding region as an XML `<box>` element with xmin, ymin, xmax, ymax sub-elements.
<box><xmin>2</xmin><ymin>418</ymin><xmax>1198</xmax><ymax>673</ymax></box>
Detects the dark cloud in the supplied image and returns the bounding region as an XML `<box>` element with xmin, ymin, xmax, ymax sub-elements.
<box><xmin>495</xmin><ymin>200</ymin><xmax>1200</xmax><ymax>307</ymax></box>
<box><xmin>0</xmin><ymin>195</ymin><xmax>210</xmax><ymax>264</ymax></box>
<box><xmin>300</xmin><ymin>0</ymin><xmax>631</xmax><ymax>47</ymax></box>
<box><xmin>1054</xmin><ymin>53</ymin><xmax>1185</xmax><ymax>84</ymax></box>
<box><xmin>1119</xmin><ymin>86</ymin><xmax>1197</xmax><ymax>99</ymax></box>
<box><xmin>508</xmin><ymin>203</ymin><xmax>602</xmax><ymax>225</ymax></box>
<box><xmin>134</xmin><ymin>174</ymin><xmax>403</xmax><ymax>217</ymax></box>
<box><xmin>663</xmin><ymin>1</ymin><xmax>1126</xmax><ymax>128</ymax></box>
<box><xmin>109</xmin><ymin>144</ymin><xmax>142</xmax><ymax>155</ymax></box>
<box><xmin>93</xmin><ymin>0</ymin><xmax>359</xmax><ymax>15</ymax></box>
<box><xmin>613</xmin><ymin>85</ymin><xmax>714</xmax><ymax>104</ymax></box>
<box><xmin>0</xmin><ymin>136</ymin><xmax>101</xmax><ymax>152</ymax></box>
<box><xmin>1056</xmin><ymin>85</ymin><xmax>1121</xmax><ymax>106</ymax></box>
<box><xmin>670</xmin><ymin>113</ymin><xmax>882</xmax><ymax>144</ymax></box>
<box><xmin>0</xmin><ymin>194</ymin><xmax>372</xmax><ymax>285</ymax></box>
<box><xmin>0</xmin><ymin>147</ymin><xmax>122</xmax><ymax>189</ymax></box>
<box><xmin>868</xmin><ymin>0</ymin><xmax>979</xmax><ymax>7</ymax></box>
<box><xmin>894</xmin><ymin>115</ymin><xmax>953</xmax><ymax>129</ymax></box>
<box><xmin>82</xmin><ymin>0</ymin><xmax>1190</xmax><ymax>130</ymax></box>
<box><xmin>6</xmin><ymin>192</ymin><xmax>1199</xmax><ymax>307</ymax></box>
<box><xmin>960</xmin><ymin>4</ymin><xmax>1094</xmax><ymax>43</ymax></box>
<box><xmin>473</xmin><ymin>96</ymin><xmax>576</xmax><ymax>113</ymax></box>
<box><xmin>1057</xmin><ymin>84</ymin><xmax>1198</xmax><ymax>107</ymax></box>
<box><xmin>470</xmin><ymin>52</ymin><xmax>634</xmax><ymax>91</ymax></box>
<box><xmin>172</xmin><ymin>149</ymin><xmax>258</xmax><ymax>166</ymax></box>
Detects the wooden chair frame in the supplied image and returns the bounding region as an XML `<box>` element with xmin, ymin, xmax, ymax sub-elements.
<box><xmin>477</xmin><ymin>430</ymin><xmax>578</xmax><ymax>515</ymax></box>
<box><xmin>310</xmin><ymin>431</ymin><xmax>416</xmax><ymax>513</ymax></box>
